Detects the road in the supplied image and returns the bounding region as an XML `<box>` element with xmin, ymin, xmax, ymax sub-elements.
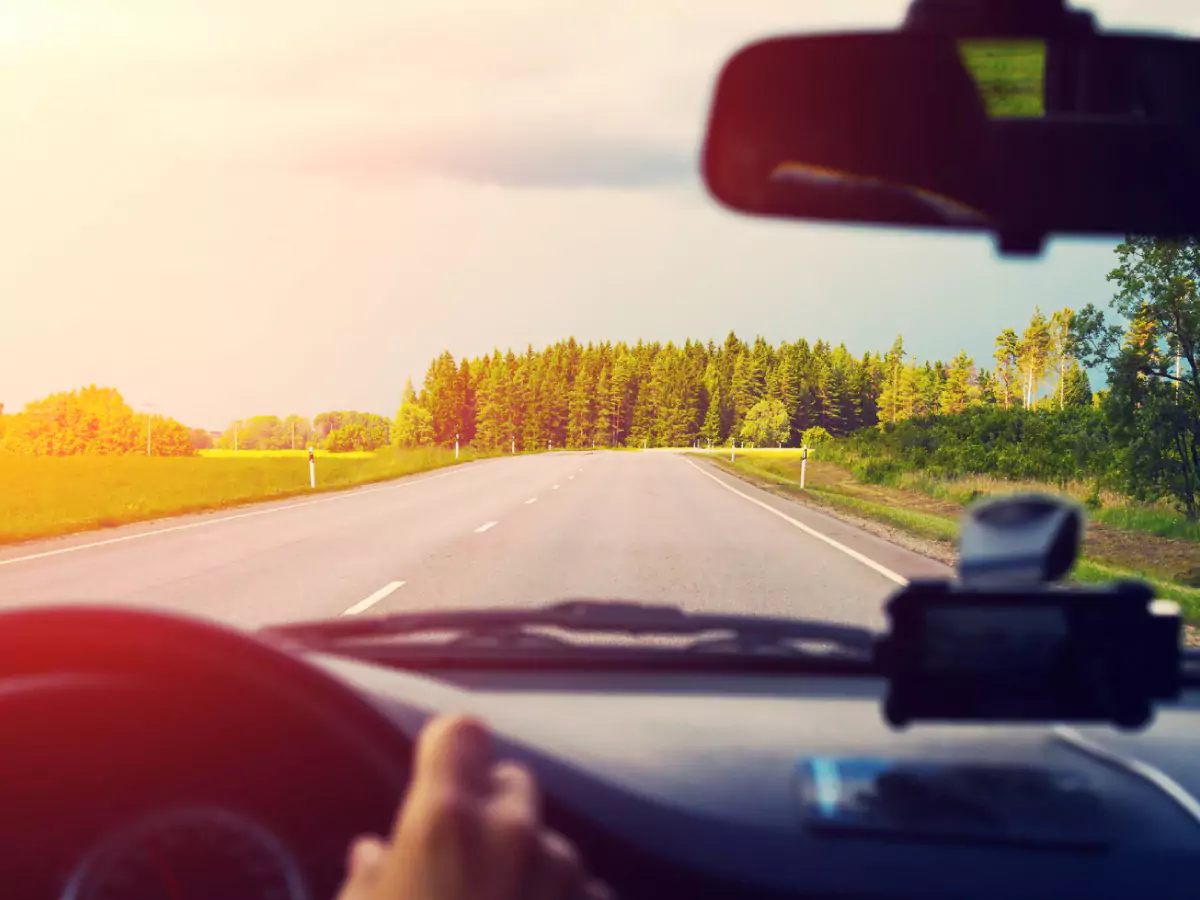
<box><xmin>0</xmin><ymin>452</ymin><xmax>950</xmax><ymax>630</ymax></box>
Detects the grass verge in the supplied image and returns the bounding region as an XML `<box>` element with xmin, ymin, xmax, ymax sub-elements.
<box><xmin>0</xmin><ymin>447</ymin><xmax>495</xmax><ymax>545</ymax></box>
<box><xmin>819</xmin><ymin>445</ymin><xmax>1200</xmax><ymax>545</ymax></box>
<box><xmin>199</xmin><ymin>448</ymin><xmax>377</xmax><ymax>460</ymax></box>
<box><xmin>699</xmin><ymin>449</ymin><xmax>1200</xmax><ymax>622</ymax></box>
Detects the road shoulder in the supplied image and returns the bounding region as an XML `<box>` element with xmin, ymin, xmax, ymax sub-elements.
<box><xmin>686</xmin><ymin>455</ymin><xmax>952</xmax><ymax>583</ymax></box>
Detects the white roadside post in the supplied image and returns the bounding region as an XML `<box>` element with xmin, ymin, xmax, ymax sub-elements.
<box><xmin>455</xmin><ymin>433</ymin><xmax>460</xmax><ymax>460</ymax></box>
<box><xmin>309</xmin><ymin>446</ymin><xmax>316</xmax><ymax>488</ymax></box>
<box><xmin>142</xmin><ymin>401</ymin><xmax>158</xmax><ymax>456</ymax></box>
<box><xmin>731</xmin><ymin>441</ymin><xmax>736</xmax><ymax>462</ymax></box>
<box><xmin>800</xmin><ymin>445</ymin><xmax>808</xmax><ymax>489</ymax></box>
<box><xmin>511</xmin><ymin>436</ymin><xmax>516</xmax><ymax>455</ymax></box>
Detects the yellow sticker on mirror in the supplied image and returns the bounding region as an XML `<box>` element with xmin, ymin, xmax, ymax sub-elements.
<box><xmin>957</xmin><ymin>39</ymin><xmax>1046</xmax><ymax>118</ymax></box>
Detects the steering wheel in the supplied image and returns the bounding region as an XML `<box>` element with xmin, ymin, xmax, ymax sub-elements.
<box><xmin>0</xmin><ymin>605</ymin><xmax>421</xmax><ymax>899</ymax></box>
<box><xmin>0</xmin><ymin>605</ymin><xmax>414</xmax><ymax>791</ymax></box>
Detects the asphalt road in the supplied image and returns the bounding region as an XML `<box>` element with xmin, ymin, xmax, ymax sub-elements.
<box><xmin>0</xmin><ymin>452</ymin><xmax>950</xmax><ymax>630</ymax></box>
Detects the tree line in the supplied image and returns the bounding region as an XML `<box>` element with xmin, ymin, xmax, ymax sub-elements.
<box><xmin>0</xmin><ymin>389</ymin><xmax>394</xmax><ymax>457</ymax></box>
<box><xmin>400</xmin><ymin>312</ymin><xmax>1093</xmax><ymax>454</ymax></box>
<box><xmin>0</xmin><ymin>387</ymin><xmax>197</xmax><ymax>456</ymax></box>
<box><xmin>211</xmin><ymin>411</ymin><xmax>392</xmax><ymax>453</ymax></box>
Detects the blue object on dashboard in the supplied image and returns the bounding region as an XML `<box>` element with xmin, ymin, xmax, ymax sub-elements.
<box><xmin>796</xmin><ymin>757</ymin><xmax>1109</xmax><ymax>849</ymax></box>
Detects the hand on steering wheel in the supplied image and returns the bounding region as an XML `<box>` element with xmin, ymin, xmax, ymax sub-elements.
<box><xmin>337</xmin><ymin>714</ymin><xmax>615</xmax><ymax>900</ymax></box>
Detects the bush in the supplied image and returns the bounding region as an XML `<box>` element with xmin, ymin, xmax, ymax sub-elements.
<box><xmin>842</xmin><ymin>406</ymin><xmax>1116</xmax><ymax>486</ymax></box>
<box><xmin>801</xmin><ymin>426</ymin><xmax>833</xmax><ymax>448</ymax></box>
<box><xmin>855</xmin><ymin>458</ymin><xmax>904</xmax><ymax>485</ymax></box>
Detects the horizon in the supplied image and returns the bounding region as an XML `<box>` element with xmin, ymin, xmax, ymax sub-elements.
<box><xmin>4</xmin><ymin>308</ymin><xmax>1092</xmax><ymax>432</ymax></box>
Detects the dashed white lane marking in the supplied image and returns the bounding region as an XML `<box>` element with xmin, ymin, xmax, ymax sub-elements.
<box><xmin>684</xmin><ymin>459</ymin><xmax>907</xmax><ymax>586</ymax></box>
<box><xmin>343</xmin><ymin>580</ymin><xmax>406</xmax><ymax>616</ymax></box>
<box><xmin>475</xmin><ymin>521</ymin><xmax>499</xmax><ymax>533</ymax></box>
<box><xmin>525</xmin><ymin>498</ymin><xmax>538</xmax><ymax>505</ymax></box>
<box><xmin>568</xmin><ymin>475</ymin><xmax>574</xmax><ymax>480</ymax></box>
<box><xmin>552</xmin><ymin>485</ymin><xmax>560</xmax><ymax>490</ymax></box>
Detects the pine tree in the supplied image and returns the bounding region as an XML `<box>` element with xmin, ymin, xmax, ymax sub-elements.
<box><xmin>1062</xmin><ymin>365</ymin><xmax>1093</xmax><ymax>407</ymax></box>
<box><xmin>897</xmin><ymin>363</ymin><xmax>919</xmax><ymax>419</ymax></box>
<box><xmin>940</xmin><ymin>350</ymin><xmax>974</xmax><ymax>415</ymax></box>
<box><xmin>567</xmin><ymin>357</ymin><xmax>596</xmax><ymax>449</ymax></box>
<box><xmin>821</xmin><ymin>366</ymin><xmax>849</xmax><ymax>434</ymax></box>
<box><xmin>1020</xmin><ymin>308</ymin><xmax>1053</xmax><ymax>409</ymax></box>
<box><xmin>976</xmin><ymin>367</ymin><xmax>999</xmax><ymax>405</ymax></box>
<box><xmin>1049</xmin><ymin>308</ymin><xmax>1076</xmax><ymax>408</ymax></box>
<box><xmin>878</xmin><ymin>334</ymin><xmax>906</xmax><ymax>424</ymax></box>
<box><xmin>456</xmin><ymin>358</ymin><xmax>476</xmax><ymax>445</ymax></box>
<box><xmin>474</xmin><ymin>352</ymin><xmax>507</xmax><ymax>449</ymax></box>
<box><xmin>915</xmin><ymin>362</ymin><xmax>944</xmax><ymax>416</ymax></box>
<box><xmin>994</xmin><ymin>329</ymin><xmax>1021</xmax><ymax>409</ymax></box>
<box><xmin>423</xmin><ymin>351</ymin><xmax>461</xmax><ymax>445</ymax></box>
<box><xmin>593</xmin><ymin>367</ymin><xmax>613</xmax><ymax>447</ymax></box>
<box><xmin>775</xmin><ymin>346</ymin><xmax>802</xmax><ymax>435</ymax></box>
<box><xmin>700</xmin><ymin>383</ymin><xmax>726</xmax><ymax>444</ymax></box>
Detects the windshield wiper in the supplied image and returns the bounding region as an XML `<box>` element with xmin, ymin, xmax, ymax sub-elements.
<box><xmin>260</xmin><ymin>598</ymin><xmax>878</xmax><ymax>660</ymax></box>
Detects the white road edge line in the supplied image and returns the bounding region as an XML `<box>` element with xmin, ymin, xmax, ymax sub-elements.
<box><xmin>684</xmin><ymin>459</ymin><xmax>908</xmax><ymax>586</ymax></box>
<box><xmin>525</xmin><ymin>498</ymin><xmax>538</xmax><ymax>505</ymax></box>
<box><xmin>475</xmin><ymin>521</ymin><xmax>499</xmax><ymax>533</ymax></box>
<box><xmin>343</xmin><ymin>580</ymin><xmax>406</xmax><ymax>616</ymax></box>
<box><xmin>0</xmin><ymin>460</ymin><xmax>496</xmax><ymax>569</ymax></box>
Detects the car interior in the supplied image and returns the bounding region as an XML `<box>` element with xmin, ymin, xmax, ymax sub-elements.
<box><xmin>8</xmin><ymin>0</ymin><xmax>1200</xmax><ymax>898</ymax></box>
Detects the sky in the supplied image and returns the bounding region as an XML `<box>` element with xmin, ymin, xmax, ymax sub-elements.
<box><xmin>1</xmin><ymin>0</ymin><xmax>1197</xmax><ymax>430</ymax></box>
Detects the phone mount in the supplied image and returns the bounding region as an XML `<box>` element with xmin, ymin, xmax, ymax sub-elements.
<box><xmin>957</xmin><ymin>492</ymin><xmax>1082</xmax><ymax>586</ymax></box>
<box><xmin>878</xmin><ymin>493</ymin><xmax>1182</xmax><ymax>731</ymax></box>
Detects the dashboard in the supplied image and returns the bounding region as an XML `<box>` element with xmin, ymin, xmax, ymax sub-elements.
<box><xmin>3</xmin><ymin>607</ymin><xmax>1200</xmax><ymax>900</ymax></box>
<box><xmin>321</xmin><ymin>657</ymin><xmax>1200</xmax><ymax>900</ymax></box>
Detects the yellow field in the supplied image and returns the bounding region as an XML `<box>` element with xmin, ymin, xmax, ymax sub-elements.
<box><xmin>0</xmin><ymin>448</ymin><xmax>490</xmax><ymax>544</ymax></box>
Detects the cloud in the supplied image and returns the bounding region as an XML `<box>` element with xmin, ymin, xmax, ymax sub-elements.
<box><xmin>297</xmin><ymin>130</ymin><xmax>698</xmax><ymax>190</ymax></box>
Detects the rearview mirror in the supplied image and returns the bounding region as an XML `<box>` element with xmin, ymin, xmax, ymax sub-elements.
<box><xmin>701</xmin><ymin>32</ymin><xmax>1200</xmax><ymax>255</ymax></box>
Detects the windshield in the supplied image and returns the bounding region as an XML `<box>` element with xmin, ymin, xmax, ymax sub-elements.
<box><xmin>0</xmin><ymin>0</ymin><xmax>1197</xmax><ymax>652</ymax></box>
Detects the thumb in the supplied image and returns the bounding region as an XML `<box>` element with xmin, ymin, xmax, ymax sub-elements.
<box><xmin>336</xmin><ymin>836</ymin><xmax>386</xmax><ymax>900</ymax></box>
<box><xmin>411</xmin><ymin>714</ymin><xmax>493</xmax><ymax>798</ymax></box>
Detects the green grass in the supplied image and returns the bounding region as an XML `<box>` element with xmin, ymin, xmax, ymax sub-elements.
<box><xmin>885</xmin><ymin>471</ymin><xmax>1200</xmax><ymax>543</ymax></box>
<box><xmin>0</xmin><ymin>447</ymin><xmax>492</xmax><ymax>545</ymax></box>
<box><xmin>805</xmin><ymin>489</ymin><xmax>961</xmax><ymax>543</ymax></box>
<box><xmin>714</xmin><ymin>455</ymin><xmax>801</xmax><ymax>486</ymax></box>
<box><xmin>1089</xmin><ymin>506</ymin><xmax>1200</xmax><ymax>543</ymax></box>
<box><xmin>1072</xmin><ymin>559</ymin><xmax>1200</xmax><ymax>618</ymax></box>
<box><xmin>814</xmin><ymin>444</ymin><xmax>1200</xmax><ymax>545</ymax></box>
